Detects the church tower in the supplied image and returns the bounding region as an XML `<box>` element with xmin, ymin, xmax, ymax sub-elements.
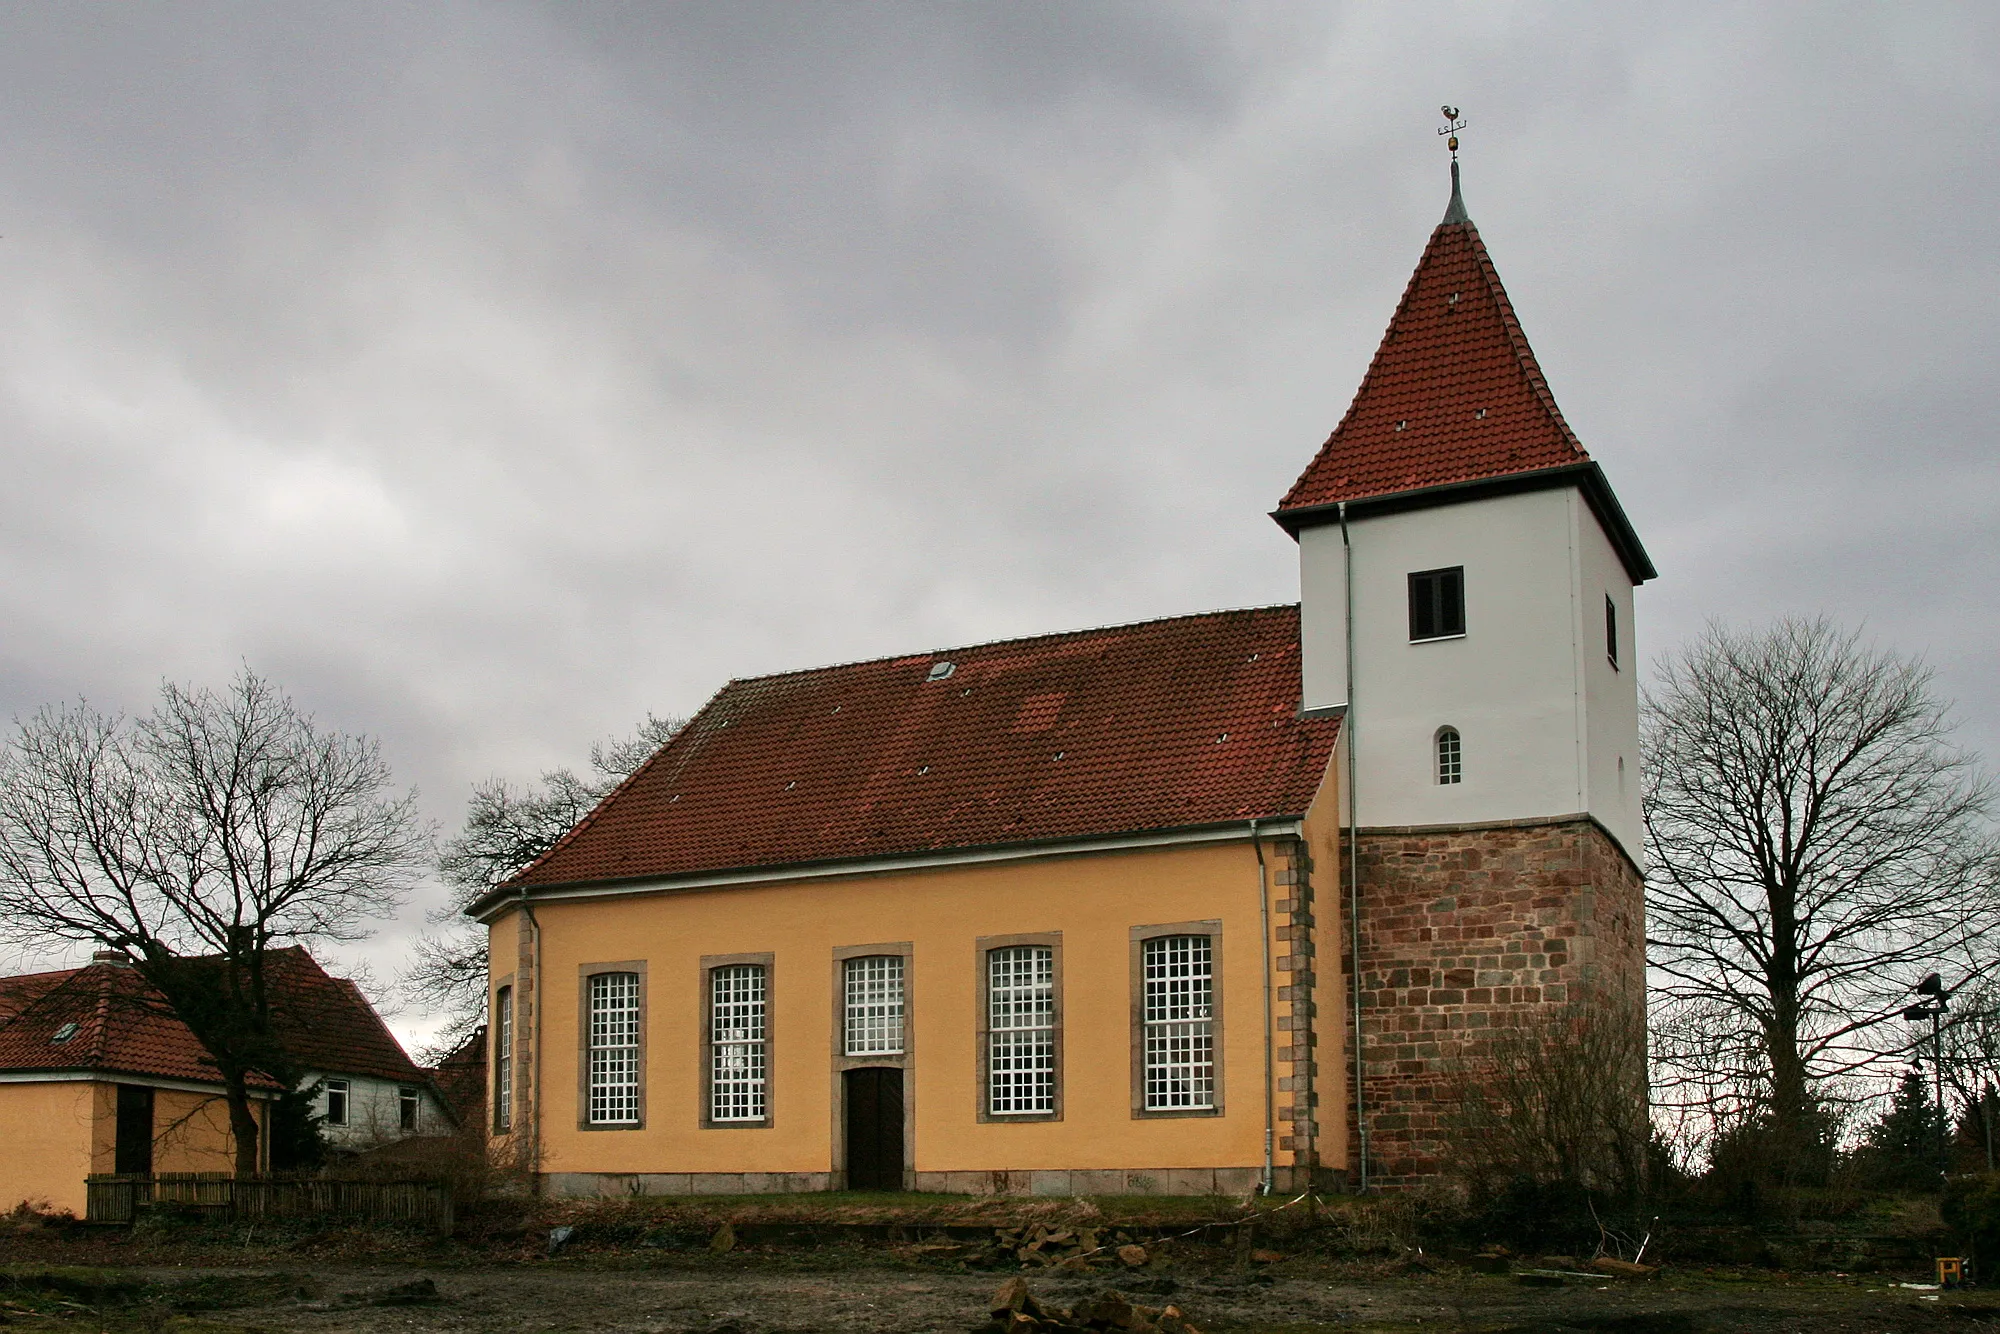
<box><xmin>1274</xmin><ymin>148</ymin><xmax>1653</xmax><ymax>1184</ymax></box>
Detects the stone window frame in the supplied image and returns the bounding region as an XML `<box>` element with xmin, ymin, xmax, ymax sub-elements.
<box><xmin>1128</xmin><ymin>920</ymin><xmax>1225</xmax><ymax>1119</ymax></box>
<box><xmin>975</xmin><ymin>931</ymin><xmax>1064</xmax><ymax>1124</ymax></box>
<box><xmin>701</xmin><ymin>952</ymin><xmax>775</xmax><ymax>1130</ymax></box>
<box><xmin>577</xmin><ymin>960</ymin><xmax>648</xmax><ymax>1131</ymax></box>
<box><xmin>491</xmin><ymin>973</ymin><xmax>515</xmax><ymax>1133</ymax></box>
<box><xmin>829</xmin><ymin>942</ymin><xmax>914</xmax><ymax>1188</ymax></box>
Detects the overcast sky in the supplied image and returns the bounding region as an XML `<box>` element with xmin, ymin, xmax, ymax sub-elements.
<box><xmin>2</xmin><ymin>4</ymin><xmax>1995</xmax><ymax>1050</ymax></box>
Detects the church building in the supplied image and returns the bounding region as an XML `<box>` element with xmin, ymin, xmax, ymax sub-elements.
<box><xmin>470</xmin><ymin>157</ymin><xmax>1653</xmax><ymax>1195</ymax></box>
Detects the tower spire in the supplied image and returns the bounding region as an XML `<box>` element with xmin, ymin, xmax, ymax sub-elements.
<box><xmin>1438</xmin><ymin>105</ymin><xmax>1470</xmax><ymax>226</ymax></box>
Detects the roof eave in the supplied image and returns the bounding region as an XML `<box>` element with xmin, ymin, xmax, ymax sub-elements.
<box><xmin>468</xmin><ymin>813</ymin><xmax>1317</xmax><ymax>922</ymax></box>
<box><xmin>1270</xmin><ymin>461</ymin><xmax>1657</xmax><ymax>585</ymax></box>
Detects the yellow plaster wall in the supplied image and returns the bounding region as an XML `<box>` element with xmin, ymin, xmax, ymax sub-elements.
<box><xmin>0</xmin><ymin>1082</ymin><xmax>98</xmax><ymax>1216</ymax></box>
<box><xmin>495</xmin><ymin>840</ymin><xmax>1293</xmax><ymax>1179</ymax></box>
<box><xmin>151</xmin><ymin>1089</ymin><xmax>255</xmax><ymax>1174</ymax></box>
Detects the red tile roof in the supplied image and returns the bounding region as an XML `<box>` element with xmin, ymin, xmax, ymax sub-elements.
<box><xmin>1276</xmin><ymin>211</ymin><xmax>1589</xmax><ymax>514</ymax></box>
<box><xmin>508</xmin><ymin>605</ymin><xmax>1338</xmax><ymax>891</ymax></box>
<box><xmin>261</xmin><ymin>948</ymin><xmax>427</xmax><ymax>1084</ymax></box>
<box><xmin>0</xmin><ymin>948</ymin><xmax>421</xmax><ymax>1088</ymax></box>
<box><xmin>0</xmin><ymin>961</ymin><xmax>280</xmax><ymax>1088</ymax></box>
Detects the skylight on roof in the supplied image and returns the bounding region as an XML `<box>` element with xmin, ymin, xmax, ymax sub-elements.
<box><xmin>927</xmin><ymin>661</ymin><xmax>955</xmax><ymax>682</ymax></box>
<box><xmin>50</xmin><ymin>1022</ymin><xmax>79</xmax><ymax>1044</ymax></box>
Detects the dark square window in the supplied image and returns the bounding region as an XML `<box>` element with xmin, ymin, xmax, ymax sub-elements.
<box><xmin>1408</xmin><ymin>567</ymin><xmax>1465</xmax><ymax>641</ymax></box>
<box><xmin>1605</xmin><ymin>594</ymin><xmax>1619</xmax><ymax>669</ymax></box>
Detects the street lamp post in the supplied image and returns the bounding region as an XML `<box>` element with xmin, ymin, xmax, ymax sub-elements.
<box><xmin>1903</xmin><ymin>973</ymin><xmax>1950</xmax><ymax>1182</ymax></box>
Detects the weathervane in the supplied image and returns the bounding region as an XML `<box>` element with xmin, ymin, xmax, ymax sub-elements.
<box><xmin>1438</xmin><ymin>105</ymin><xmax>1466</xmax><ymax>160</ymax></box>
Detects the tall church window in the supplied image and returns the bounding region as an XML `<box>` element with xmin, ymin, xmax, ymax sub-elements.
<box><xmin>1605</xmin><ymin>594</ymin><xmax>1620</xmax><ymax>670</ymax></box>
<box><xmin>1437</xmin><ymin>727</ymin><xmax>1463</xmax><ymax>785</ymax></box>
<box><xmin>709</xmin><ymin>963</ymin><xmax>768</xmax><ymax>1123</ymax></box>
<box><xmin>1408</xmin><ymin>566</ymin><xmax>1465</xmax><ymax>640</ymax></box>
<box><xmin>843</xmin><ymin>955</ymin><xmax>905</xmax><ymax>1056</ymax></box>
<box><xmin>987</xmin><ymin>945</ymin><xmax>1055</xmax><ymax>1115</ymax></box>
<box><xmin>586</xmin><ymin>970</ymin><xmax>643</xmax><ymax>1125</ymax></box>
<box><xmin>1141</xmin><ymin>935</ymin><xmax>1215</xmax><ymax>1111</ymax></box>
<box><xmin>493</xmin><ymin>985</ymin><xmax>512</xmax><ymax>1132</ymax></box>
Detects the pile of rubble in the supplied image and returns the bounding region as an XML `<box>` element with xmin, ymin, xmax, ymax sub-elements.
<box><xmin>990</xmin><ymin>1224</ymin><xmax>1152</xmax><ymax>1269</ymax></box>
<box><xmin>974</xmin><ymin>1279</ymin><xmax>1203</xmax><ymax>1334</ymax></box>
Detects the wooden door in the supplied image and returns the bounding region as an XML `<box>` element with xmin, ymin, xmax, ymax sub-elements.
<box><xmin>114</xmin><ymin>1084</ymin><xmax>154</xmax><ymax>1176</ymax></box>
<box><xmin>843</xmin><ymin>1067</ymin><xmax>904</xmax><ymax>1191</ymax></box>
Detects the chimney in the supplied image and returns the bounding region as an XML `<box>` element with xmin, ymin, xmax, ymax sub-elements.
<box><xmin>91</xmin><ymin>950</ymin><xmax>131</xmax><ymax>967</ymax></box>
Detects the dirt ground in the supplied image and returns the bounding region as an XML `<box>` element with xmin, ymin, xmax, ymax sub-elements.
<box><xmin>5</xmin><ymin>1254</ymin><xmax>1999</xmax><ymax>1333</ymax></box>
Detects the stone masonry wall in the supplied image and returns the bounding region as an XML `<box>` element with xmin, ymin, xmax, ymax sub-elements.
<box><xmin>1344</xmin><ymin>815</ymin><xmax>1645</xmax><ymax>1186</ymax></box>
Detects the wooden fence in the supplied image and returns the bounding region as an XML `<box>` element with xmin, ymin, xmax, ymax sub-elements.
<box><xmin>85</xmin><ymin>1173</ymin><xmax>454</xmax><ymax>1234</ymax></box>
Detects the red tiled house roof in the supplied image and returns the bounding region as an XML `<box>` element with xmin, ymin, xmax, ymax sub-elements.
<box><xmin>261</xmin><ymin>948</ymin><xmax>427</xmax><ymax>1084</ymax></box>
<box><xmin>0</xmin><ymin>949</ymin><xmax>421</xmax><ymax>1089</ymax></box>
<box><xmin>1274</xmin><ymin>170</ymin><xmax>1653</xmax><ymax>582</ymax></box>
<box><xmin>500</xmin><ymin>605</ymin><xmax>1339</xmax><ymax>895</ymax></box>
<box><xmin>0</xmin><ymin>961</ymin><xmax>281</xmax><ymax>1089</ymax></box>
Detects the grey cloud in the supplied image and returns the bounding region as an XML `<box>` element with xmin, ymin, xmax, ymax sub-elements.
<box><xmin>0</xmin><ymin>4</ymin><xmax>1994</xmax><ymax>1042</ymax></box>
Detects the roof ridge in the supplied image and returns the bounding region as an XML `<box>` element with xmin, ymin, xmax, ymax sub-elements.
<box><xmin>1463</xmin><ymin>225</ymin><xmax>1587</xmax><ymax>460</ymax></box>
<box><xmin>725</xmin><ymin>603</ymin><xmax>1303</xmax><ymax>688</ymax></box>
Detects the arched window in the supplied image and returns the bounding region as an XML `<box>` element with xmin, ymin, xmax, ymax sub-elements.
<box><xmin>1436</xmin><ymin>727</ymin><xmax>1462</xmax><ymax>785</ymax></box>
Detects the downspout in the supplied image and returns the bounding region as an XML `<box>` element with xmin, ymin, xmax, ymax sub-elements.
<box><xmin>1252</xmin><ymin>819</ymin><xmax>1275</xmax><ymax>1196</ymax></box>
<box><xmin>1341</xmin><ymin>501</ymin><xmax>1369</xmax><ymax>1192</ymax></box>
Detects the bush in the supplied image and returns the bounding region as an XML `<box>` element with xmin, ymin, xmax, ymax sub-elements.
<box><xmin>1942</xmin><ymin>1173</ymin><xmax>2000</xmax><ymax>1277</ymax></box>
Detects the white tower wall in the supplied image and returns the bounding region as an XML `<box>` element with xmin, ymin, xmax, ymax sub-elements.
<box><xmin>1296</xmin><ymin>485</ymin><xmax>1642</xmax><ymax>864</ymax></box>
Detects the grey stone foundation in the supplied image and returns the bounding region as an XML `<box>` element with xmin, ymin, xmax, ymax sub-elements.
<box><xmin>540</xmin><ymin>1167</ymin><xmax>1268</xmax><ymax>1198</ymax></box>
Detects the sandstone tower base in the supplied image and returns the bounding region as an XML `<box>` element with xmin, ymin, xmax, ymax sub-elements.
<box><xmin>1342</xmin><ymin>814</ymin><xmax>1646</xmax><ymax>1187</ymax></box>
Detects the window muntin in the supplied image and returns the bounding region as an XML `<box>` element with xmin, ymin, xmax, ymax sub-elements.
<box><xmin>842</xmin><ymin>955</ymin><xmax>905</xmax><ymax>1056</ymax></box>
<box><xmin>987</xmin><ymin>945</ymin><xmax>1055</xmax><ymax>1115</ymax></box>
<box><xmin>586</xmin><ymin>971</ymin><xmax>642</xmax><ymax>1125</ymax></box>
<box><xmin>710</xmin><ymin>963</ymin><xmax>768</xmax><ymax>1122</ymax></box>
<box><xmin>1408</xmin><ymin>566</ymin><xmax>1465</xmax><ymax>641</ymax></box>
<box><xmin>1437</xmin><ymin>727</ymin><xmax>1463</xmax><ymax>785</ymax></box>
<box><xmin>398</xmin><ymin>1086</ymin><xmax>419</xmax><ymax>1131</ymax></box>
<box><xmin>493</xmin><ymin>986</ymin><xmax>513</xmax><ymax>1132</ymax></box>
<box><xmin>1142</xmin><ymin>935</ymin><xmax>1215</xmax><ymax>1111</ymax></box>
<box><xmin>324</xmin><ymin>1078</ymin><xmax>350</xmax><ymax>1126</ymax></box>
<box><xmin>1605</xmin><ymin>594</ymin><xmax>1619</xmax><ymax>669</ymax></box>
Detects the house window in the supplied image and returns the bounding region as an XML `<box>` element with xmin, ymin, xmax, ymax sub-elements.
<box><xmin>493</xmin><ymin>986</ymin><xmax>513</xmax><ymax>1132</ymax></box>
<box><xmin>843</xmin><ymin>955</ymin><xmax>905</xmax><ymax>1056</ymax></box>
<box><xmin>710</xmin><ymin>963</ymin><xmax>769</xmax><ymax>1122</ymax></box>
<box><xmin>1605</xmin><ymin>594</ymin><xmax>1619</xmax><ymax>670</ymax></box>
<box><xmin>398</xmin><ymin>1086</ymin><xmax>419</xmax><ymax>1131</ymax></box>
<box><xmin>324</xmin><ymin>1078</ymin><xmax>350</xmax><ymax>1127</ymax></box>
<box><xmin>1141</xmin><ymin>935</ymin><xmax>1215</xmax><ymax>1111</ymax></box>
<box><xmin>987</xmin><ymin>945</ymin><xmax>1055</xmax><ymax>1115</ymax></box>
<box><xmin>1408</xmin><ymin>566</ymin><xmax>1465</xmax><ymax>641</ymax></box>
<box><xmin>1437</xmin><ymin>727</ymin><xmax>1463</xmax><ymax>785</ymax></box>
<box><xmin>586</xmin><ymin>971</ymin><xmax>642</xmax><ymax>1125</ymax></box>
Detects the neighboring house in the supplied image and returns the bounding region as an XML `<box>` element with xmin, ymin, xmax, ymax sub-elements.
<box><xmin>0</xmin><ymin>953</ymin><xmax>280</xmax><ymax>1216</ymax></box>
<box><xmin>430</xmin><ymin>1026</ymin><xmax>488</xmax><ymax>1135</ymax></box>
<box><xmin>471</xmin><ymin>161</ymin><xmax>1653</xmax><ymax>1195</ymax></box>
<box><xmin>260</xmin><ymin>948</ymin><xmax>456</xmax><ymax>1152</ymax></box>
<box><xmin>0</xmin><ymin>947</ymin><xmax>455</xmax><ymax>1213</ymax></box>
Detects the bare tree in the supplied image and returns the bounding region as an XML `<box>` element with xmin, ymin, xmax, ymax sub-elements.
<box><xmin>0</xmin><ymin>669</ymin><xmax>428</xmax><ymax>1173</ymax></box>
<box><xmin>1644</xmin><ymin>618</ymin><xmax>2000</xmax><ymax>1174</ymax></box>
<box><xmin>402</xmin><ymin>713</ymin><xmax>682</xmax><ymax>1055</ymax></box>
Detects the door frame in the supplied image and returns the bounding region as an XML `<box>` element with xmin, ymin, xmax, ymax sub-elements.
<box><xmin>829</xmin><ymin>942</ymin><xmax>915</xmax><ymax>1190</ymax></box>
